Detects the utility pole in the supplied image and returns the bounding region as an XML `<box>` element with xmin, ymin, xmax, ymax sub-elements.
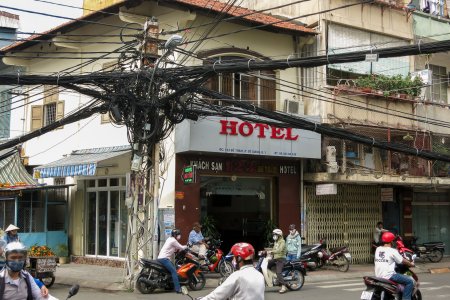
<box><xmin>125</xmin><ymin>17</ymin><xmax>159</xmax><ymax>288</ymax></box>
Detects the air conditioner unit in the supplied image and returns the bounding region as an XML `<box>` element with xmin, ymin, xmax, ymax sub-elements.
<box><xmin>326</xmin><ymin>146</ymin><xmax>336</xmax><ymax>162</ymax></box>
<box><xmin>327</xmin><ymin>162</ymin><xmax>339</xmax><ymax>174</ymax></box>
<box><xmin>284</xmin><ymin>99</ymin><xmax>304</xmax><ymax>115</ymax></box>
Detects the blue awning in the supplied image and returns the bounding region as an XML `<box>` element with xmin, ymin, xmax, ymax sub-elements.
<box><xmin>34</xmin><ymin>145</ymin><xmax>131</xmax><ymax>178</ymax></box>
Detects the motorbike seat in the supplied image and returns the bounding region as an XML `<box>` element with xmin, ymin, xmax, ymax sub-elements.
<box><xmin>141</xmin><ymin>258</ymin><xmax>165</xmax><ymax>267</ymax></box>
<box><xmin>366</xmin><ymin>276</ymin><xmax>397</xmax><ymax>286</ymax></box>
<box><xmin>329</xmin><ymin>246</ymin><xmax>346</xmax><ymax>253</ymax></box>
<box><xmin>300</xmin><ymin>245</ymin><xmax>318</xmax><ymax>254</ymax></box>
<box><xmin>422</xmin><ymin>242</ymin><xmax>444</xmax><ymax>247</ymax></box>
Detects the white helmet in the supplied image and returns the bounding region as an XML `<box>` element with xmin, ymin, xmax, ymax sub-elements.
<box><xmin>273</xmin><ymin>229</ymin><xmax>283</xmax><ymax>236</ymax></box>
<box><xmin>4</xmin><ymin>242</ymin><xmax>27</xmax><ymax>257</ymax></box>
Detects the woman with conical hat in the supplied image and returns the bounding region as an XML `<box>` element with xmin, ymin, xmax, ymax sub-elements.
<box><xmin>4</xmin><ymin>224</ymin><xmax>20</xmax><ymax>244</ymax></box>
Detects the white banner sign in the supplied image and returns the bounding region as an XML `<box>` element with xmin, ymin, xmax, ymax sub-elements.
<box><xmin>175</xmin><ymin>116</ymin><xmax>321</xmax><ymax>159</ymax></box>
<box><xmin>316</xmin><ymin>183</ymin><xmax>337</xmax><ymax>195</ymax></box>
<box><xmin>381</xmin><ymin>188</ymin><xmax>394</xmax><ymax>202</ymax></box>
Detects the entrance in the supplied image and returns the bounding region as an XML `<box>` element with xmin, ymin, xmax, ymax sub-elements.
<box><xmin>200</xmin><ymin>176</ymin><xmax>272</xmax><ymax>252</ymax></box>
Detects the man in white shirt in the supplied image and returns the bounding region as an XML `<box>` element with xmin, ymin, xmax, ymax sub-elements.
<box><xmin>374</xmin><ymin>232</ymin><xmax>415</xmax><ymax>300</ymax></box>
<box><xmin>157</xmin><ymin>229</ymin><xmax>187</xmax><ymax>293</ymax></box>
<box><xmin>198</xmin><ymin>242</ymin><xmax>265</xmax><ymax>300</ymax></box>
<box><xmin>373</xmin><ymin>221</ymin><xmax>388</xmax><ymax>245</ymax></box>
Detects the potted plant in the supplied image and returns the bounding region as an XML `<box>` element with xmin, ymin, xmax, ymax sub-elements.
<box><xmin>200</xmin><ymin>215</ymin><xmax>220</xmax><ymax>239</ymax></box>
<box><xmin>56</xmin><ymin>244</ymin><xmax>69</xmax><ymax>264</ymax></box>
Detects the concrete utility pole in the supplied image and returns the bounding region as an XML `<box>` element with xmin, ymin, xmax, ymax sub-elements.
<box><xmin>125</xmin><ymin>18</ymin><xmax>160</xmax><ymax>288</ymax></box>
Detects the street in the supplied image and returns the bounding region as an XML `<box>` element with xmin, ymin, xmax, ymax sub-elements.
<box><xmin>48</xmin><ymin>272</ymin><xmax>450</xmax><ymax>299</ymax></box>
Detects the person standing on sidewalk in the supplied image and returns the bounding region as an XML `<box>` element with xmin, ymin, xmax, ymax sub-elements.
<box><xmin>286</xmin><ymin>224</ymin><xmax>301</xmax><ymax>261</ymax></box>
<box><xmin>373</xmin><ymin>221</ymin><xmax>388</xmax><ymax>246</ymax></box>
<box><xmin>157</xmin><ymin>229</ymin><xmax>187</xmax><ymax>294</ymax></box>
<box><xmin>268</xmin><ymin>228</ymin><xmax>288</xmax><ymax>294</ymax></box>
<box><xmin>3</xmin><ymin>225</ymin><xmax>20</xmax><ymax>244</ymax></box>
<box><xmin>374</xmin><ymin>232</ymin><xmax>415</xmax><ymax>300</ymax></box>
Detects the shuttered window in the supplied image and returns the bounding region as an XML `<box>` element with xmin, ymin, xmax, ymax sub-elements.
<box><xmin>0</xmin><ymin>90</ymin><xmax>11</xmax><ymax>138</ymax></box>
<box><xmin>327</xmin><ymin>23</ymin><xmax>410</xmax><ymax>77</ymax></box>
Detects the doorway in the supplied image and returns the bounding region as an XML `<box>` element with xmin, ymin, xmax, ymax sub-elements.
<box><xmin>200</xmin><ymin>176</ymin><xmax>273</xmax><ymax>252</ymax></box>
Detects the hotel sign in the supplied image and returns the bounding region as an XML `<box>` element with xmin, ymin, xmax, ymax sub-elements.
<box><xmin>175</xmin><ymin>116</ymin><xmax>321</xmax><ymax>159</ymax></box>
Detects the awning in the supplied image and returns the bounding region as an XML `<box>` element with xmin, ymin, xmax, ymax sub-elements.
<box><xmin>0</xmin><ymin>148</ymin><xmax>37</xmax><ymax>188</ymax></box>
<box><xmin>34</xmin><ymin>145</ymin><xmax>131</xmax><ymax>178</ymax></box>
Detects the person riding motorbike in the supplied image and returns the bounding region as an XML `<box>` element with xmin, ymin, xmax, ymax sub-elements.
<box><xmin>0</xmin><ymin>242</ymin><xmax>45</xmax><ymax>300</ymax></box>
<box><xmin>268</xmin><ymin>228</ymin><xmax>288</xmax><ymax>294</ymax></box>
<box><xmin>374</xmin><ymin>232</ymin><xmax>415</xmax><ymax>300</ymax></box>
<box><xmin>157</xmin><ymin>229</ymin><xmax>187</xmax><ymax>294</ymax></box>
<box><xmin>197</xmin><ymin>242</ymin><xmax>264</xmax><ymax>300</ymax></box>
<box><xmin>286</xmin><ymin>224</ymin><xmax>301</xmax><ymax>262</ymax></box>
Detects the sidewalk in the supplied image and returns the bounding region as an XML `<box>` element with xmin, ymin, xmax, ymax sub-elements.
<box><xmin>55</xmin><ymin>257</ymin><xmax>450</xmax><ymax>292</ymax></box>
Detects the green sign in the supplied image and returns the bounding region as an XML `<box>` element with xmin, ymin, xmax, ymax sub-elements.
<box><xmin>182</xmin><ymin>165</ymin><xmax>196</xmax><ymax>184</ymax></box>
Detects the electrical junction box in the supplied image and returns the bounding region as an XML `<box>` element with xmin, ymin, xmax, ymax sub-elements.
<box><xmin>327</xmin><ymin>161</ymin><xmax>339</xmax><ymax>174</ymax></box>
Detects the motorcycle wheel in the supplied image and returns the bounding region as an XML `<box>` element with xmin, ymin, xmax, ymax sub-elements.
<box><xmin>428</xmin><ymin>249</ymin><xmax>443</xmax><ymax>263</ymax></box>
<box><xmin>335</xmin><ymin>255</ymin><xmax>350</xmax><ymax>272</ymax></box>
<box><xmin>286</xmin><ymin>270</ymin><xmax>305</xmax><ymax>291</ymax></box>
<box><xmin>218</xmin><ymin>260</ymin><xmax>234</xmax><ymax>277</ymax></box>
<box><xmin>188</xmin><ymin>273</ymin><xmax>206</xmax><ymax>291</ymax></box>
<box><xmin>412</xmin><ymin>289</ymin><xmax>422</xmax><ymax>300</ymax></box>
<box><xmin>136</xmin><ymin>274</ymin><xmax>155</xmax><ymax>294</ymax></box>
<box><xmin>39</xmin><ymin>275</ymin><xmax>55</xmax><ymax>288</ymax></box>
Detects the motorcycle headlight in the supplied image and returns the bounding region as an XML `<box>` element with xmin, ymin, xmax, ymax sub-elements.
<box><xmin>317</xmin><ymin>252</ymin><xmax>323</xmax><ymax>258</ymax></box>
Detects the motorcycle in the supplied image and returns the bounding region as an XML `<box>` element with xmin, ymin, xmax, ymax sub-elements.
<box><xmin>180</xmin><ymin>238</ymin><xmax>234</xmax><ymax>277</ymax></box>
<box><xmin>255</xmin><ymin>250</ymin><xmax>306</xmax><ymax>291</ymax></box>
<box><xmin>361</xmin><ymin>253</ymin><xmax>421</xmax><ymax>300</ymax></box>
<box><xmin>300</xmin><ymin>238</ymin><xmax>351</xmax><ymax>272</ymax></box>
<box><xmin>410</xmin><ymin>236</ymin><xmax>445</xmax><ymax>263</ymax></box>
<box><xmin>136</xmin><ymin>249</ymin><xmax>206</xmax><ymax>294</ymax></box>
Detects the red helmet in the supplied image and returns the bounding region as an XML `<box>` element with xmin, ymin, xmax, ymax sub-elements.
<box><xmin>230</xmin><ymin>242</ymin><xmax>255</xmax><ymax>261</ymax></box>
<box><xmin>381</xmin><ymin>232</ymin><xmax>396</xmax><ymax>243</ymax></box>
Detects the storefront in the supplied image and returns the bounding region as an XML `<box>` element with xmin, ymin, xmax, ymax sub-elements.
<box><xmin>34</xmin><ymin>145</ymin><xmax>131</xmax><ymax>261</ymax></box>
<box><xmin>174</xmin><ymin>116</ymin><xmax>321</xmax><ymax>251</ymax></box>
<box><xmin>412</xmin><ymin>189</ymin><xmax>450</xmax><ymax>255</ymax></box>
<box><xmin>0</xmin><ymin>147</ymin><xmax>69</xmax><ymax>252</ymax></box>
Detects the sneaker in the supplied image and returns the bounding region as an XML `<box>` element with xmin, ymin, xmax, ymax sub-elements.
<box><xmin>279</xmin><ymin>285</ymin><xmax>287</xmax><ymax>294</ymax></box>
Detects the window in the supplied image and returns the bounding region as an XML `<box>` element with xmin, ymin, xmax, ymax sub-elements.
<box><xmin>204</xmin><ymin>56</ymin><xmax>276</xmax><ymax>111</ymax></box>
<box><xmin>0</xmin><ymin>198</ymin><xmax>15</xmax><ymax>229</ymax></box>
<box><xmin>426</xmin><ymin>64</ymin><xmax>448</xmax><ymax>103</ymax></box>
<box><xmin>30</xmin><ymin>86</ymin><xmax>64</xmax><ymax>130</ymax></box>
<box><xmin>0</xmin><ymin>90</ymin><xmax>11</xmax><ymax>138</ymax></box>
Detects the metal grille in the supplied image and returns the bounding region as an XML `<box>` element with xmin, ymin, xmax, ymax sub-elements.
<box><xmin>43</xmin><ymin>102</ymin><xmax>57</xmax><ymax>126</ymax></box>
<box><xmin>305</xmin><ymin>184</ymin><xmax>381</xmax><ymax>263</ymax></box>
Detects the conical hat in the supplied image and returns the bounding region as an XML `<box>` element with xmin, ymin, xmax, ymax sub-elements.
<box><xmin>5</xmin><ymin>224</ymin><xmax>19</xmax><ymax>232</ymax></box>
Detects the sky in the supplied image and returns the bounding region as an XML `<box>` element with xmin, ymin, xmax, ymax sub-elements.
<box><xmin>1</xmin><ymin>0</ymin><xmax>83</xmax><ymax>34</ymax></box>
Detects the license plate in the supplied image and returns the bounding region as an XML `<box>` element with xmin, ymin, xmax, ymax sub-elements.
<box><xmin>344</xmin><ymin>252</ymin><xmax>351</xmax><ymax>259</ymax></box>
<box><xmin>360</xmin><ymin>290</ymin><xmax>373</xmax><ymax>300</ymax></box>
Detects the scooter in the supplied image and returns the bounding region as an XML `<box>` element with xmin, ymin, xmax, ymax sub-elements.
<box><xmin>410</xmin><ymin>236</ymin><xmax>445</xmax><ymax>263</ymax></box>
<box><xmin>300</xmin><ymin>238</ymin><xmax>351</xmax><ymax>272</ymax></box>
<box><xmin>136</xmin><ymin>248</ymin><xmax>206</xmax><ymax>294</ymax></box>
<box><xmin>180</xmin><ymin>238</ymin><xmax>234</xmax><ymax>277</ymax></box>
<box><xmin>255</xmin><ymin>250</ymin><xmax>306</xmax><ymax>291</ymax></box>
<box><xmin>361</xmin><ymin>254</ymin><xmax>421</xmax><ymax>300</ymax></box>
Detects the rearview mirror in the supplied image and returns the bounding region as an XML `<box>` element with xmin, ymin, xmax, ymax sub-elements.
<box><xmin>67</xmin><ymin>284</ymin><xmax>80</xmax><ymax>299</ymax></box>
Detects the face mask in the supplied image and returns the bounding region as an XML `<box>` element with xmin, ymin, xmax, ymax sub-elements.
<box><xmin>273</xmin><ymin>235</ymin><xmax>278</xmax><ymax>241</ymax></box>
<box><xmin>6</xmin><ymin>260</ymin><xmax>25</xmax><ymax>272</ymax></box>
<box><xmin>290</xmin><ymin>230</ymin><xmax>296</xmax><ymax>234</ymax></box>
<box><xmin>176</xmin><ymin>235</ymin><xmax>181</xmax><ymax>240</ymax></box>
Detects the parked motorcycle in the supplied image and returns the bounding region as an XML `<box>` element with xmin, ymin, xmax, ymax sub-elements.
<box><xmin>136</xmin><ymin>249</ymin><xmax>206</xmax><ymax>294</ymax></box>
<box><xmin>255</xmin><ymin>250</ymin><xmax>306</xmax><ymax>291</ymax></box>
<box><xmin>409</xmin><ymin>236</ymin><xmax>445</xmax><ymax>263</ymax></box>
<box><xmin>300</xmin><ymin>238</ymin><xmax>351</xmax><ymax>272</ymax></box>
<box><xmin>361</xmin><ymin>253</ymin><xmax>421</xmax><ymax>300</ymax></box>
<box><xmin>180</xmin><ymin>238</ymin><xmax>234</xmax><ymax>277</ymax></box>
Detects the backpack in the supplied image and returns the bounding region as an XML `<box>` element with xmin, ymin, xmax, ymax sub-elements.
<box><xmin>0</xmin><ymin>269</ymin><xmax>33</xmax><ymax>300</ymax></box>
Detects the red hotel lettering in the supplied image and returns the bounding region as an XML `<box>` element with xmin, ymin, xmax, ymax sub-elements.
<box><xmin>220</xmin><ymin>120</ymin><xmax>298</xmax><ymax>141</ymax></box>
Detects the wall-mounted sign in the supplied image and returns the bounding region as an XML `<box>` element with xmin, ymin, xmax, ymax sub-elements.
<box><xmin>175</xmin><ymin>191</ymin><xmax>185</xmax><ymax>200</ymax></box>
<box><xmin>316</xmin><ymin>183</ymin><xmax>337</xmax><ymax>195</ymax></box>
<box><xmin>381</xmin><ymin>188</ymin><xmax>394</xmax><ymax>202</ymax></box>
<box><xmin>182</xmin><ymin>165</ymin><xmax>196</xmax><ymax>184</ymax></box>
<box><xmin>175</xmin><ymin>116</ymin><xmax>321</xmax><ymax>159</ymax></box>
